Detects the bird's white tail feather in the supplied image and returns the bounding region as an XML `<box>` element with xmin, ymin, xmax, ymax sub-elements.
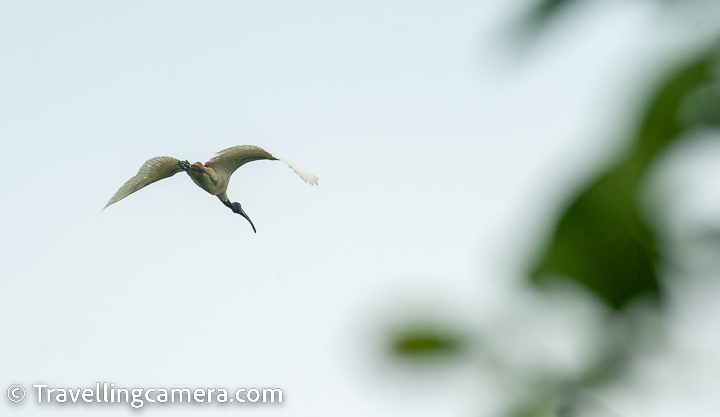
<box><xmin>273</xmin><ymin>155</ymin><xmax>319</xmax><ymax>185</ymax></box>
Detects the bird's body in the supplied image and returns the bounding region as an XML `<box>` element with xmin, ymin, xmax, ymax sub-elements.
<box><xmin>187</xmin><ymin>162</ymin><xmax>222</xmax><ymax>195</ymax></box>
<box><xmin>104</xmin><ymin>145</ymin><xmax>318</xmax><ymax>232</ymax></box>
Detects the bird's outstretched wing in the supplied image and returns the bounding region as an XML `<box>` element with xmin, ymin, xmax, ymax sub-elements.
<box><xmin>206</xmin><ymin>145</ymin><xmax>319</xmax><ymax>185</ymax></box>
<box><xmin>104</xmin><ymin>156</ymin><xmax>183</xmax><ymax>209</ymax></box>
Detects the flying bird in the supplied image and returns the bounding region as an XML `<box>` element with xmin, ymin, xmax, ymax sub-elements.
<box><xmin>104</xmin><ymin>145</ymin><xmax>318</xmax><ymax>232</ymax></box>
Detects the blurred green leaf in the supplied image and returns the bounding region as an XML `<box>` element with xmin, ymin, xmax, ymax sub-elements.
<box><xmin>391</xmin><ymin>326</ymin><xmax>465</xmax><ymax>359</ymax></box>
<box><xmin>532</xmin><ymin>51</ymin><xmax>718</xmax><ymax>309</ymax></box>
<box><xmin>525</xmin><ymin>0</ymin><xmax>573</xmax><ymax>30</ymax></box>
<box><xmin>506</xmin><ymin>389</ymin><xmax>561</xmax><ymax>417</ymax></box>
<box><xmin>522</xmin><ymin>0</ymin><xmax>679</xmax><ymax>36</ymax></box>
<box><xmin>677</xmin><ymin>82</ymin><xmax>720</xmax><ymax>127</ymax></box>
<box><xmin>633</xmin><ymin>54</ymin><xmax>717</xmax><ymax>165</ymax></box>
<box><xmin>532</xmin><ymin>162</ymin><xmax>659</xmax><ymax>309</ymax></box>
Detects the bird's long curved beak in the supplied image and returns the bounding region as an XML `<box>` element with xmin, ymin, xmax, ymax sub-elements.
<box><xmin>237</xmin><ymin>206</ymin><xmax>257</xmax><ymax>233</ymax></box>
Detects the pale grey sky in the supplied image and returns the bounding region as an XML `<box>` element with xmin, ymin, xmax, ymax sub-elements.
<box><xmin>2</xmin><ymin>1</ymin><xmax>720</xmax><ymax>416</ymax></box>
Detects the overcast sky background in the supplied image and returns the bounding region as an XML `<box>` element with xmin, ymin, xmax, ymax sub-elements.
<box><xmin>3</xmin><ymin>1</ymin><xmax>720</xmax><ymax>416</ymax></box>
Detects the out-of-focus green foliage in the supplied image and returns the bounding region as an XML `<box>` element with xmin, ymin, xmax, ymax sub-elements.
<box><xmin>634</xmin><ymin>56</ymin><xmax>717</xmax><ymax>165</ymax></box>
<box><xmin>524</xmin><ymin>0</ymin><xmax>675</xmax><ymax>34</ymax></box>
<box><xmin>385</xmin><ymin>2</ymin><xmax>720</xmax><ymax>416</ymax></box>
<box><xmin>523</xmin><ymin>0</ymin><xmax>573</xmax><ymax>33</ymax></box>
<box><xmin>391</xmin><ymin>325</ymin><xmax>465</xmax><ymax>359</ymax></box>
<box><xmin>532</xmin><ymin>162</ymin><xmax>659</xmax><ymax>309</ymax></box>
<box><xmin>506</xmin><ymin>390</ymin><xmax>561</xmax><ymax>417</ymax></box>
<box><xmin>532</xmin><ymin>52</ymin><xmax>719</xmax><ymax>309</ymax></box>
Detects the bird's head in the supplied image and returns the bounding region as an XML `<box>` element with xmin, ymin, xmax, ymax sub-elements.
<box><xmin>189</xmin><ymin>162</ymin><xmax>208</xmax><ymax>174</ymax></box>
